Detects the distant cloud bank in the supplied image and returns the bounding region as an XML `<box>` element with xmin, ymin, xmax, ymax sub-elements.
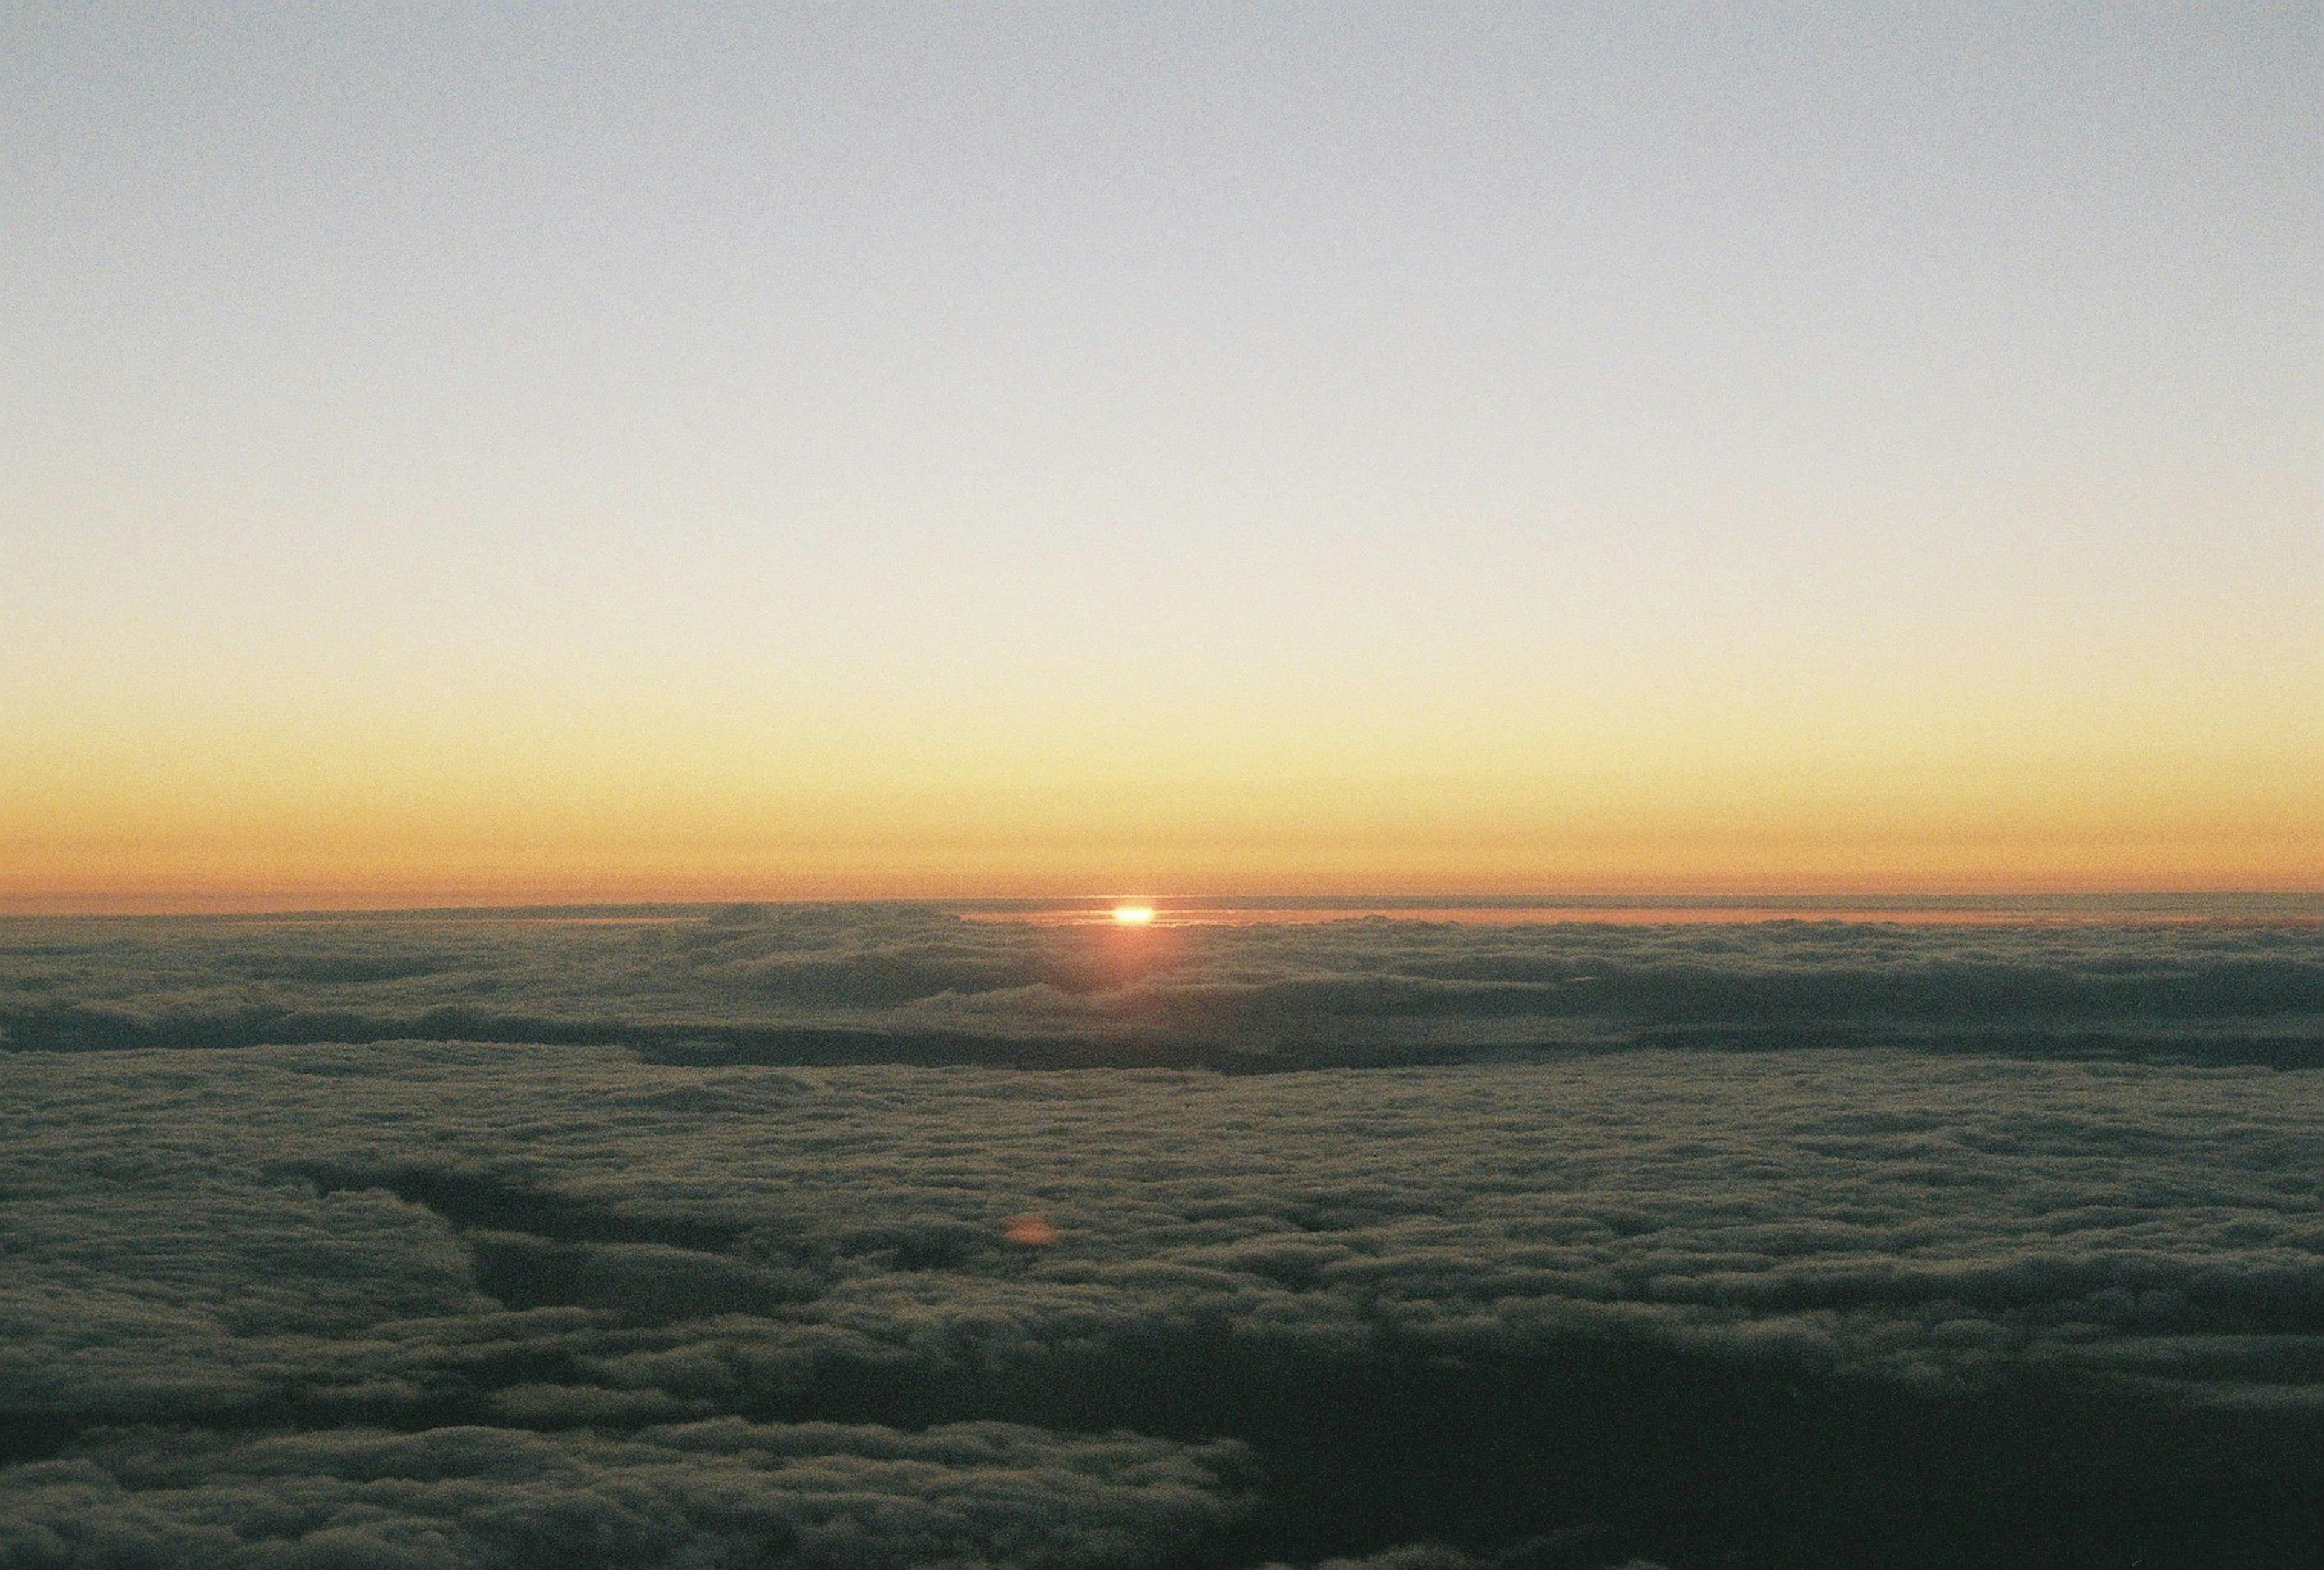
<box><xmin>4</xmin><ymin>903</ymin><xmax>2318</xmax><ymax>1066</ymax></box>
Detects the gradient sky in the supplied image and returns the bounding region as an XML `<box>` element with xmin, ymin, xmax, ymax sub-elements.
<box><xmin>4</xmin><ymin>3</ymin><xmax>2318</xmax><ymax>908</ymax></box>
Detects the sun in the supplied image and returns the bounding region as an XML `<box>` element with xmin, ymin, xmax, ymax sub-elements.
<box><xmin>1111</xmin><ymin>903</ymin><xmax>1156</xmax><ymax>925</ymax></box>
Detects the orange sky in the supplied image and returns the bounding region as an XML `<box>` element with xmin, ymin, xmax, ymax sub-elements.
<box><xmin>5</xmin><ymin>677</ymin><xmax>2315</xmax><ymax>912</ymax></box>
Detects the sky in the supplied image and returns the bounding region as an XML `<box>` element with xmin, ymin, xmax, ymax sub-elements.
<box><xmin>4</xmin><ymin>3</ymin><xmax>2318</xmax><ymax>908</ymax></box>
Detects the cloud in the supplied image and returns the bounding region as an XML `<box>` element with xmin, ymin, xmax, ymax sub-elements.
<box><xmin>0</xmin><ymin>1420</ymin><xmax>1247</xmax><ymax>1569</ymax></box>
<box><xmin>2</xmin><ymin>909</ymin><xmax>2321</xmax><ymax>1563</ymax></box>
<box><xmin>5</xmin><ymin>906</ymin><xmax>2317</xmax><ymax>1066</ymax></box>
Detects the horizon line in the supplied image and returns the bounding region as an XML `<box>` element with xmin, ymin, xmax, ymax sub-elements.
<box><xmin>6</xmin><ymin>888</ymin><xmax>2322</xmax><ymax>921</ymax></box>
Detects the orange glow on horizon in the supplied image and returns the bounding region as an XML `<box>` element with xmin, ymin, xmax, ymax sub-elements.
<box><xmin>3</xmin><ymin>822</ymin><xmax>2316</xmax><ymax>917</ymax></box>
<box><xmin>4</xmin><ymin>694</ymin><xmax>2316</xmax><ymax>915</ymax></box>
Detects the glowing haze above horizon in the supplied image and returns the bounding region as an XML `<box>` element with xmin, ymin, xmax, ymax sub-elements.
<box><xmin>4</xmin><ymin>5</ymin><xmax>2317</xmax><ymax>911</ymax></box>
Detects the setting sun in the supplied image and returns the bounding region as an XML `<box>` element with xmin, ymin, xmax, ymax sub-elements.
<box><xmin>1112</xmin><ymin>903</ymin><xmax>1156</xmax><ymax>925</ymax></box>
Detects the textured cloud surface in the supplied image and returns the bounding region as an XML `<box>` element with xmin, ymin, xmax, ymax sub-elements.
<box><xmin>0</xmin><ymin>1421</ymin><xmax>1242</xmax><ymax>1569</ymax></box>
<box><xmin>2</xmin><ymin>909</ymin><xmax>2320</xmax><ymax>1565</ymax></box>
<box><xmin>4</xmin><ymin>903</ymin><xmax>2317</xmax><ymax>1065</ymax></box>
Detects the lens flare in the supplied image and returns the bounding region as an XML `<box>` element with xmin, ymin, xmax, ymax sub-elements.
<box><xmin>1002</xmin><ymin>1214</ymin><xmax>1060</xmax><ymax>1247</ymax></box>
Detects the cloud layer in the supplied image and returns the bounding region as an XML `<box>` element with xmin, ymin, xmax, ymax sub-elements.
<box><xmin>0</xmin><ymin>1421</ymin><xmax>1243</xmax><ymax>1570</ymax></box>
<box><xmin>4</xmin><ymin>904</ymin><xmax>2317</xmax><ymax>1067</ymax></box>
<box><xmin>2</xmin><ymin>908</ymin><xmax>2320</xmax><ymax>1565</ymax></box>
